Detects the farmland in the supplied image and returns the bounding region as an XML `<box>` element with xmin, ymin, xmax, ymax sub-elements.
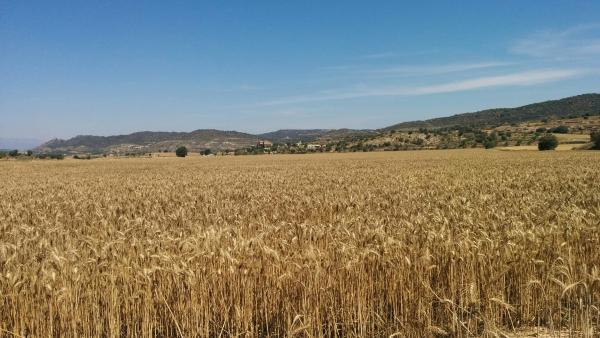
<box><xmin>1</xmin><ymin>150</ymin><xmax>599</xmax><ymax>337</ymax></box>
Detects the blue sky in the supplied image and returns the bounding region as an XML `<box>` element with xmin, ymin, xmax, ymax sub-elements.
<box><xmin>1</xmin><ymin>1</ymin><xmax>600</xmax><ymax>141</ymax></box>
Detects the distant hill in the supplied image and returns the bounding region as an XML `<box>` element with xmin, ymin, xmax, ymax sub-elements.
<box><xmin>32</xmin><ymin>93</ymin><xmax>600</xmax><ymax>155</ymax></box>
<box><xmin>384</xmin><ymin>93</ymin><xmax>600</xmax><ymax>131</ymax></box>
<box><xmin>36</xmin><ymin>128</ymin><xmax>376</xmax><ymax>154</ymax></box>
<box><xmin>36</xmin><ymin>129</ymin><xmax>260</xmax><ymax>154</ymax></box>
<box><xmin>259</xmin><ymin>129</ymin><xmax>375</xmax><ymax>143</ymax></box>
<box><xmin>258</xmin><ymin>129</ymin><xmax>330</xmax><ymax>142</ymax></box>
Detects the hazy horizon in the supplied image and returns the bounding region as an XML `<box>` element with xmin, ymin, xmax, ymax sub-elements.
<box><xmin>2</xmin><ymin>1</ymin><xmax>600</xmax><ymax>140</ymax></box>
<box><xmin>1</xmin><ymin>91</ymin><xmax>598</xmax><ymax>148</ymax></box>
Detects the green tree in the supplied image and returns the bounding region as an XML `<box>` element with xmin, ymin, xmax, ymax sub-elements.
<box><xmin>201</xmin><ymin>149</ymin><xmax>211</xmax><ymax>156</ymax></box>
<box><xmin>484</xmin><ymin>139</ymin><xmax>497</xmax><ymax>149</ymax></box>
<box><xmin>8</xmin><ymin>150</ymin><xmax>19</xmax><ymax>157</ymax></box>
<box><xmin>175</xmin><ymin>146</ymin><xmax>188</xmax><ymax>157</ymax></box>
<box><xmin>550</xmin><ymin>125</ymin><xmax>569</xmax><ymax>134</ymax></box>
<box><xmin>538</xmin><ymin>134</ymin><xmax>558</xmax><ymax>151</ymax></box>
<box><xmin>591</xmin><ymin>132</ymin><xmax>600</xmax><ymax>150</ymax></box>
<box><xmin>46</xmin><ymin>153</ymin><xmax>64</xmax><ymax>160</ymax></box>
<box><xmin>483</xmin><ymin>133</ymin><xmax>498</xmax><ymax>149</ymax></box>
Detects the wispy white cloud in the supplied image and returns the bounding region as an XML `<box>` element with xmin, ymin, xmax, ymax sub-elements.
<box><xmin>404</xmin><ymin>69</ymin><xmax>582</xmax><ymax>95</ymax></box>
<box><xmin>238</xmin><ymin>84</ymin><xmax>261</xmax><ymax>91</ymax></box>
<box><xmin>257</xmin><ymin>25</ymin><xmax>598</xmax><ymax>108</ymax></box>
<box><xmin>361</xmin><ymin>61</ymin><xmax>513</xmax><ymax>76</ymax></box>
<box><xmin>361</xmin><ymin>52</ymin><xmax>396</xmax><ymax>59</ymax></box>
<box><xmin>359</xmin><ymin>49</ymin><xmax>439</xmax><ymax>60</ymax></box>
<box><xmin>259</xmin><ymin>69</ymin><xmax>583</xmax><ymax>106</ymax></box>
<box><xmin>320</xmin><ymin>61</ymin><xmax>514</xmax><ymax>81</ymax></box>
<box><xmin>511</xmin><ymin>23</ymin><xmax>600</xmax><ymax>58</ymax></box>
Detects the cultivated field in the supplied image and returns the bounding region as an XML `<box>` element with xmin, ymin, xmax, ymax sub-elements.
<box><xmin>1</xmin><ymin>150</ymin><xmax>599</xmax><ymax>337</ymax></box>
<box><xmin>497</xmin><ymin>144</ymin><xmax>581</xmax><ymax>151</ymax></box>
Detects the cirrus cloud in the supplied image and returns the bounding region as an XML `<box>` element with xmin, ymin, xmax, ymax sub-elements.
<box><xmin>511</xmin><ymin>23</ymin><xmax>600</xmax><ymax>58</ymax></box>
<box><xmin>260</xmin><ymin>69</ymin><xmax>584</xmax><ymax>106</ymax></box>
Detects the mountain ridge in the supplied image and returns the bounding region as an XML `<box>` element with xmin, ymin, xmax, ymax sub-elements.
<box><xmin>37</xmin><ymin>129</ymin><xmax>260</xmax><ymax>154</ymax></box>
<box><xmin>382</xmin><ymin>93</ymin><xmax>600</xmax><ymax>131</ymax></box>
<box><xmin>34</xmin><ymin>93</ymin><xmax>600</xmax><ymax>154</ymax></box>
<box><xmin>258</xmin><ymin>129</ymin><xmax>375</xmax><ymax>143</ymax></box>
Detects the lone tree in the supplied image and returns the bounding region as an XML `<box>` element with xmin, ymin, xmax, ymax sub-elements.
<box><xmin>538</xmin><ymin>134</ymin><xmax>558</xmax><ymax>151</ymax></box>
<box><xmin>175</xmin><ymin>146</ymin><xmax>188</xmax><ymax>157</ymax></box>
<box><xmin>550</xmin><ymin>125</ymin><xmax>569</xmax><ymax>134</ymax></box>
<box><xmin>591</xmin><ymin>132</ymin><xmax>600</xmax><ymax>150</ymax></box>
<box><xmin>484</xmin><ymin>139</ymin><xmax>497</xmax><ymax>149</ymax></box>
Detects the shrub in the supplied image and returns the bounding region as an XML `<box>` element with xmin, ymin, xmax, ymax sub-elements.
<box><xmin>536</xmin><ymin>127</ymin><xmax>547</xmax><ymax>133</ymax></box>
<box><xmin>550</xmin><ymin>125</ymin><xmax>569</xmax><ymax>134</ymax></box>
<box><xmin>484</xmin><ymin>139</ymin><xmax>497</xmax><ymax>149</ymax></box>
<box><xmin>175</xmin><ymin>146</ymin><xmax>188</xmax><ymax>157</ymax></box>
<box><xmin>591</xmin><ymin>132</ymin><xmax>600</xmax><ymax>150</ymax></box>
<box><xmin>538</xmin><ymin>134</ymin><xmax>558</xmax><ymax>151</ymax></box>
<box><xmin>74</xmin><ymin>155</ymin><xmax>91</xmax><ymax>160</ymax></box>
<box><xmin>474</xmin><ymin>133</ymin><xmax>486</xmax><ymax>143</ymax></box>
<box><xmin>8</xmin><ymin>150</ymin><xmax>19</xmax><ymax>157</ymax></box>
<box><xmin>201</xmin><ymin>149</ymin><xmax>211</xmax><ymax>156</ymax></box>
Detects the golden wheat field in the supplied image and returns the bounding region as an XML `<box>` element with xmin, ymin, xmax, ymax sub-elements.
<box><xmin>1</xmin><ymin>150</ymin><xmax>599</xmax><ymax>337</ymax></box>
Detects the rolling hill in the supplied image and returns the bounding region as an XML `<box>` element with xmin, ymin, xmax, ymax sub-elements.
<box><xmin>258</xmin><ymin>129</ymin><xmax>375</xmax><ymax>143</ymax></box>
<box><xmin>36</xmin><ymin>129</ymin><xmax>260</xmax><ymax>154</ymax></box>
<box><xmin>32</xmin><ymin>93</ymin><xmax>600</xmax><ymax>154</ymax></box>
<box><xmin>36</xmin><ymin>128</ymin><xmax>376</xmax><ymax>154</ymax></box>
<box><xmin>383</xmin><ymin>93</ymin><xmax>600</xmax><ymax>131</ymax></box>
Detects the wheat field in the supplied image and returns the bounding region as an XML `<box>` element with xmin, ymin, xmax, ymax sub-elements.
<box><xmin>1</xmin><ymin>150</ymin><xmax>599</xmax><ymax>337</ymax></box>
